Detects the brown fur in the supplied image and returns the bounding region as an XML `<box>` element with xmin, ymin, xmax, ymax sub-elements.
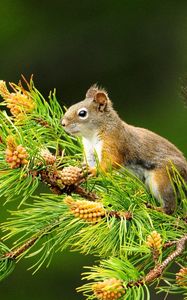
<box><xmin>61</xmin><ymin>84</ymin><xmax>187</xmax><ymax>214</ymax></box>
<box><xmin>101</xmin><ymin>133</ymin><xmax>125</xmax><ymax>169</ymax></box>
<box><xmin>146</xmin><ymin>168</ymin><xmax>177</xmax><ymax>214</ymax></box>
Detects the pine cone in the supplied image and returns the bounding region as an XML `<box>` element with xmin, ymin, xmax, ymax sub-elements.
<box><xmin>0</xmin><ymin>80</ymin><xmax>11</xmax><ymax>99</ymax></box>
<box><xmin>0</xmin><ymin>80</ymin><xmax>35</xmax><ymax>119</ymax></box>
<box><xmin>5</xmin><ymin>137</ymin><xmax>28</xmax><ymax>169</ymax></box>
<box><xmin>40</xmin><ymin>148</ymin><xmax>56</xmax><ymax>165</ymax></box>
<box><xmin>146</xmin><ymin>231</ymin><xmax>162</xmax><ymax>250</ymax></box>
<box><xmin>64</xmin><ymin>196</ymin><xmax>106</xmax><ymax>222</ymax></box>
<box><xmin>7</xmin><ymin>93</ymin><xmax>35</xmax><ymax>119</ymax></box>
<box><xmin>176</xmin><ymin>267</ymin><xmax>187</xmax><ymax>287</ymax></box>
<box><xmin>58</xmin><ymin>166</ymin><xmax>83</xmax><ymax>186</ymax></box>
<box><xmin>92</xmin><ymin>278</ymin><xmax>125</xmax><ymax>300</ymax></box>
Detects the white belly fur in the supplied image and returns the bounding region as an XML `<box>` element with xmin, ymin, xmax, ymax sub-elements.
<box><xmin>144</xmin><ymin>170</ymin><xmax>162</xmax><ymax>201</ymax></box>
<box><xmin>127</xmin><ymin>165</ymin><xmax>161</xmax><ymax>201</ymax></box>
<box><xmin>82</xmin><ymin>134</ymin><xmax>103</xmax><ymax>167</ymax></box>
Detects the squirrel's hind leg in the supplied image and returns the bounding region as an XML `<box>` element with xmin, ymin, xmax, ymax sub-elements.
<box><xmin>145</xmin><ymin>168</ymin><xmax>176</xmax><ymax>214</ymax></box>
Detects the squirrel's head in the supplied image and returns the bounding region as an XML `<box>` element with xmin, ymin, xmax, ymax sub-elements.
<box><xmin>61</xmin><ymin>84</ymin><xmax>112</xmax><ymax>138</ymax></box>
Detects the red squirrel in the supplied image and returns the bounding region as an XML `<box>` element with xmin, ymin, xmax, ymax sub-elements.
<box><xmin>61</xmin><ymin>84</ymin><xmax>187</xmax><ymax>214</ymax></box>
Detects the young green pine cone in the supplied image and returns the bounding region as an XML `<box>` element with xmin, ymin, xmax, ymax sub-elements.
<box><xmin>92</xmin><ymin>278</ymin><xmax>125</xmax><ymax>300</ymax></box>
<box><xmin>146</xmin><ymin>231</ymin><xmax>162</xmax><ymax>250</ymax></box>
<box><xmin>57</xmin><ymin>166</ymin><xmax>83</xmax><ymax>185</ymax></box>
<box><xmin>176</xmin><ymin>267</ymin><xmax>187</xmax><ymax>287</ymax></box>
<box><xmin>64</xmin><ymin>196</ymin><xmax>106</xmax><ymax>222</ymax></box>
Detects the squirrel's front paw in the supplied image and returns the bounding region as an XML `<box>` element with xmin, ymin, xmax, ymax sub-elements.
<box><xmin>81</xmin><ymin>164</ymin><xmax>97</xmax><ymax>177</ymax></box>
<box><xmin>88</xmin><ymin>166</ymin><xmax>97</xmax><ymax>177</ymax></box>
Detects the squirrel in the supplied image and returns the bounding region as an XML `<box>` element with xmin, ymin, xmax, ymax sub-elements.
<box><xmin>61</xmin><ymin>84</ymin><xmax>187</xmax><ymax>214</ymax></box>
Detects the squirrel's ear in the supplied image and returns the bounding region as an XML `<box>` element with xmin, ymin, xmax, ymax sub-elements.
<box><xmin>86</xmin><ymin>84</ymin><xmax>98</xmax><ymax>98</ymax></box>
<box><xmin>93</xmin><ymin>91</ymin><xmax>109</xmax><ymax>112</ymax></box>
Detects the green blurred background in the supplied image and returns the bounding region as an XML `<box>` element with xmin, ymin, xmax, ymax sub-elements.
<box><xmin>0</xmin><ymin>1</ymin><xmax>187</xmax><ymax>299</ymax></box>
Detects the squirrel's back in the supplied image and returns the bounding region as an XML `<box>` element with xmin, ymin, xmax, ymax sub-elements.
<box><xmin>61</xmin><ymin>84</ymin><xmax>187</xmax><ymax>172</ymax></box>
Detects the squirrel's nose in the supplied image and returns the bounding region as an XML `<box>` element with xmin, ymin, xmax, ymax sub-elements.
<box><xmin>61</xmin><ymin>118</ymin><xmax>67</xmax><ymax>127</ymax></box>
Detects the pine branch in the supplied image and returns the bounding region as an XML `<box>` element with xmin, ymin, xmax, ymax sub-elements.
<box><xmin>74</xmin><ymin>185</ymin><xmax>99</xmax><ymax>201</ymax></box>
<box><xmin>1</xmin><ymin>195</ymin><xmax>133</xmax><ymax>266</ymax></box>
<box><xmin>144</xmin><ymin>234</ymin><xmax>187</xmax><ymax>283</ymax></box>
<box><xmin>0</xmin><ymin>77</ymin><xmax>186</xmax><ymax>299</ymax></box>
<box><xmin>79</xmin><ymin>233</ymin><xmax>187</xmax><ymax>299</ymax></box>
<box><xmin>2</xmin><ymin>221</ymin><xmax>59</xmax><ymax>260</ymax></box>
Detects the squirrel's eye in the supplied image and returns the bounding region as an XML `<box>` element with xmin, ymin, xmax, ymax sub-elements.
<box><xmin>77</xmin><ymin>108</ymin><xmax>88</xmax><ymax>119</ymax></box>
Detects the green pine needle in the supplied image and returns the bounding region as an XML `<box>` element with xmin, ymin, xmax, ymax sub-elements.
<box><xmin>0</xmin><ymin>242</ymin><xmax>15</xmax><ymax>281</ymax></box>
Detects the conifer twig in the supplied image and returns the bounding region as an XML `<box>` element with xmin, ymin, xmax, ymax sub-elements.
<box><xmin>74</xmin><ymin>185</ymin><xmax>99</xmax><ymax>201</ymax></box>
<box><xmin>33</xmin><ymin>117</ymin><xmax>50</xmax><ymax>127</ymax></box>
<box><xmin>107</xmin><ymin>210</ymin><xmax>133</xmax><ymax>220</ymax></box>
<box><xmin>1</xmin><ymin>221</ymin><xmax>59</xmax><ymax>261</ymax></box>
<box><xmin>126</xmin><ymin>234</ymin><xmax>187</xmax><ymax>289</ymax></box>
<box><xmin>163</xmin><ymin>240</ymin><xmax>178</xmax><ymax>249</ymax></box>
<box><xmin>1</xmin><ymin>202</ymin><xmax>133</xmax><ymax>262</ymax></box>
<box><xmin>144</xmin><ymin>234</ymin><xmax>187</xmax><ymax>283</ymax></box>
<box><xmin>38</xmin><ymin>168</ymin><xmax>99</xmax><ymax>201</ymax></box>
<box><xmin>4</xmin><ymin>236</ymin><xmax>39</xmax><ymax>260</ymax></box>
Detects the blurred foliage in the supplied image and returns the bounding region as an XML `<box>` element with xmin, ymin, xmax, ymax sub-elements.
<box><xmin>0</xmin><ymin>1</ymin><xmax>187</xmax><ymax>299</ymax></box>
